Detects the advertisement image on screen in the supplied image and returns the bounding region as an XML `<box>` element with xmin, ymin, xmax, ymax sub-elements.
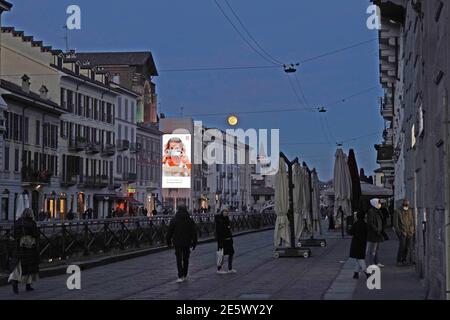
<box><xmin>162</xmin><ymin>134</ymin><xmax>192</xmax><ymax>189</ymax></box>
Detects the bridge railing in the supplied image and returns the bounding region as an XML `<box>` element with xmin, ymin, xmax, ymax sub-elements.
<box><xmin>0</xmin><ymin>212</ymin><xmax>276</xmax><ymax>272</ymax></box>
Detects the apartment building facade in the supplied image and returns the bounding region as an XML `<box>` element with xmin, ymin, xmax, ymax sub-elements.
<box><xmin>374</xmin><ymin>0</ymin><xmax>450</xmax><ymax>299</ymax></box>
<box><xmin>136</xmin><ymin>123</ymin><xmax>162</xmax><ymax>214</ymax></box>
<box><xmin>75</xmin><ymin>52</ymin><xmax>159</xmax><ymax>124</ymax></box>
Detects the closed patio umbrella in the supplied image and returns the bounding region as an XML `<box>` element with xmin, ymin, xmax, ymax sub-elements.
<box><xmin>293</xmin><ymin>163</ymin><xmax>304</xmax><ymax>240</ymax></box>
<box><xmin>347</xmin><ymin>149</ymin><xmax>362</xmax><ymax>213</ymax></box>
<box><xmin>311</xmin><ymin>170</ymin><xmax>322</xmax><ymax>235</ymax></box>
<box><xmin>300</xmin><ymin>166</ymin><xmax>311</xmax><ymax>233</ymax></box>
<box><xmin>333</xmin><ymin>148</ymin><xmax>352</xmax><ymax>227</ymax></box>
<box><xmin>15</xmin><ymin>193</ymin><xmax>25</xmax><ymax>220</ymax></box>
<box><xmin>274</xmin><ymin>157</ymin><xmax>290</xmax><ymax>247</ymax></box>
<box><xmin>24</xmin><ymin>193</ymin><xmax>30</xmax><ymax>209</ymax></box>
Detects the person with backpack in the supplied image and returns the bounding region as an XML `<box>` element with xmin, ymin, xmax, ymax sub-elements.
<box><xmin>8</xmin><ymin>208</ymin><xmax>40</xmax><ymax>294</ymax></box>
<box><xmin>166</xmin><ymin>205</ymin><xmax>198</xmax><ymax>283</ymax></box>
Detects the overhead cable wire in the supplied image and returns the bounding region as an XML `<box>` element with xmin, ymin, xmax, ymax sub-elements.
<box><xmin>281</xmin><ymin>131</ymin><xmax>382</xmax><ymax>146</ymax></box>
<box><xmin>292</xmin><ymin>73</ymin><xmax>333</xmax><ymax>143</ymax></box>
<box><xmin>184</xmin><ymin>85</ymin><xmax>380</xmax><ymax>117</ymax></box>
<box><xmin>213</xmin><ymin>0</ymin><xmax>281</xmax><ymax>66</ymax></box>
<box><xmin>298</xmin><ymin>38</ymin><xmax>377</xmax><ymax>64</ymax></box>
<box><xmin>223</xmin><ymin>0</ymin><xmax>284</xmax><ymax>65</ymax></box>
<box><xmin>159</xmin><ymin>38</ymin><xmax>377</xmax><ymax>73</ymax></box>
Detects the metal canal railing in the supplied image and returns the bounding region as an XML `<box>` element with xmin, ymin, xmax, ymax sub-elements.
<box><xmin>0</xmin><ymin>212</ymin><xmax>276</xmax><ymax>272</ymax></box>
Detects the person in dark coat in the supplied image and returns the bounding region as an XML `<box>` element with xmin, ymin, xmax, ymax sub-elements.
<box><xmin>348</xmin><ymin>211</ymin><xmax>369</xmax><ymax>279</ymax></box>
<box><xmin>393</xmin><ymin>199</ymin><xmax>416</xmax><ymax>266</ymax></box>
<box><xmin>166</xmin><ymin>205</ymin><xmax>198</xmax><ymax>283</ymax></box>
<box><xmin>8</xmin><ymin>208</ymin><xmax>40</xmax><ymax>294</ymax></box>
<box><xmin>366</xmin><ymin>198</ymin><xmax>385</xmax><ymax>267</ymax></box>
<box><xmin>215</xmin><ymin>207</ymin><xmax>236</xmax><ymax>274</ymax></box>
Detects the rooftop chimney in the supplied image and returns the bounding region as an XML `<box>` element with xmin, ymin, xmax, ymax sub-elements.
<box><xmin>21</xmin><ymin>74</ymin><xmax>30</xmax><ymax>93</ymax></box>
<box><xmin>39</xmin><ymin>85</ymin><xmax>48</xmax><ymax>100</ymax></box>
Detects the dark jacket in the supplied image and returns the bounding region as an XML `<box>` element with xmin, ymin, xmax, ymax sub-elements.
<box><xmin>393</xmin><ymin>208</ymin><xmax>415</xmax><ymax>237</ymax></box>
<box><xmin>166</xmin><ymin>210</ymin><xmax>198</xmax><ymax>248</ymax></box>
<box><xmin>11</xmin><ymin>217</ymin><xmax>40</xmax><ymax>275</ymax></box>
<box><xmin>215</xmin><ymin>214</ymin><xmax>235</xmax><ymax>255</ymax></box>
<box><xmin>366</xmin><ymin>207</ymin><xmax>384</xmax><ymax>243</ymax></box>
<box><xmin>348</xmin><ymin>219</ymin><xmax>368</xmax><ymax>259</ymax></box>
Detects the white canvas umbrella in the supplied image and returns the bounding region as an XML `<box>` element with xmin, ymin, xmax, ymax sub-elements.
<box><xmin>300</xmin><ymin>166</ymin><xmax>311</xmax><ymax>233</ymax></box>
<box><xmin>333</xmin><ymin>148</ymin><xmax>352</xmax><ymax>226</ymax></box>
<box><xmin>274</xmin><ymin>157</ymin><xmax>290</xmax><ymax>247</ymax></box>
<box><xmin>24</xmin><ymin>193</ymin><xmax>30</xmax><ymax>209</ymax></box>
<box><xmin>311</xmin><ymin>170</ymin><xmax>322</xmax><ymax>235</ymax></box>
<box><xmin>15</xmin><ymin>193</ymin><xmax>25</xmax><ymax>220</ymax></box>
<box><xmin>293</xmin><ymin>164</ymin><xmax>304</xmax><ymax>241</ymax></box>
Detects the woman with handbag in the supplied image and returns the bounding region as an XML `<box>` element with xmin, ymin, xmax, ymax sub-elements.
<box><xmin>8</xmin><ymin>208</ymin><xmax>40</xmax><ymax>294</ymax></box>
<box><xmin>215</xmin><ymin>208</ymin><xmax>236</xmax><ymax>274</ymax></box>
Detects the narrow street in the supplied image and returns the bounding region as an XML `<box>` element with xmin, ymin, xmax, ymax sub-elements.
<box><xmin>0</xmin><ymin>229</ymin><xmax>425</xmax><ymax>300</ymax></box>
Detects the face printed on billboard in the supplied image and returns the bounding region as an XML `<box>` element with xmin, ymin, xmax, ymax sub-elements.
<box><xmin>162</xmin><ymin>134</ymin><xmax>192</xmax><ymax>189</ymax></box>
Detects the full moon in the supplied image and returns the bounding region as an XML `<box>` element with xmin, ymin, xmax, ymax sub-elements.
<box><xmin>227</xmin><ymin>115</ymin><xmax>238</xmax><ymax>126</ymax></box>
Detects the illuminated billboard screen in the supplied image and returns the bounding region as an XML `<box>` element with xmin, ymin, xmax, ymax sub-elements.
<box><xmin>162</xmin><ymin>134</ymin><xmax>192</xmax><ymax>189</ymax></box>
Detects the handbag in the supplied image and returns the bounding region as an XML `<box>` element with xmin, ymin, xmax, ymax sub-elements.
<box><xmin>19</xmin><ymin>224</ymin><xmax>36</xmax><ymax>249</ymax></box>
<box><xmin>216</xmin><ymin>248</ymin><xmax>224</xmax><ymax>267</ymax></box>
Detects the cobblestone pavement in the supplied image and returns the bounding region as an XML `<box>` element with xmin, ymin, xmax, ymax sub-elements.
<box><xmin>0</xmin><ymin>228</ymin><xmax>426</xmax><ymax>300</ymax></box>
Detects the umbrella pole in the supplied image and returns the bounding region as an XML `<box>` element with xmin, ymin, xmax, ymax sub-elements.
<box><xmin>275</xmin><ymin>153</ymin><xmax>312</xmax><ymax>258</ymax></box>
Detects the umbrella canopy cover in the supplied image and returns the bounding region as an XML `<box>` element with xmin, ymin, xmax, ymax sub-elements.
<box><xmin>24</xmin><ymin>193</ymin><xmax>30</xmax><ymax>210</ymax></box>
<box><xmin>333</xmin><ymin>148</ymin><xmax>352</xmax><ymax>225</ymax></box>
<box><xmin>15</xmin><ymin>194</ymin><xmax>25</xmax><ymax>220</ymax></box>
<box><xmin>293</xmin><ymin>164</ymin><xmax>304</xmax><ymax>240</ymax></box>
<box><xmin>347</xmin><ymin>149</ymin><xmax>362</xmax><ymax>213</ymax></box>
<box><xmin>274</xmin><ymin>157</ymin><xmax>290</xmax><ymax>247</ymax></box>
<box><xmin>311</xmin><ymin>170</ymin><xmax>322</xmax><ymax>234</ymax></box>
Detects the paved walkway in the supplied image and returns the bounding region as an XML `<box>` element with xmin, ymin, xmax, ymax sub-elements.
<box><xmin>0</xmin><ymin>227</ymin><xmax>426</xmax><ymax>300</ymax></box>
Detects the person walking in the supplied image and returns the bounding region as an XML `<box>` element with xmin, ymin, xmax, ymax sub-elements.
<box><xmin>166</xmin><ymin>205</ymin><xmax>198</xmax><ymax>283</ymax></box>
<box><xmin>348</xmin><ymin>211</ymin><xmax>369</xmax><ymax>279</ymax></box>
<box><xmin>366</xmin><ymin>198</ymin><xmax>385</xmax><ymax>267</ymax></box>
<box><xmin>8</xmin><ymin>208</ymin><xmax>40</xmax><ymax>294</ymax></box>
<box><xmin>215</xmin><ymin>208</ymin><xmax>236</xmax><ymax>274</ymax></box>
<box><xmin>393</xmin><ymin>199</ymin><xmax>416</xmax><ymax>266</ymax></box>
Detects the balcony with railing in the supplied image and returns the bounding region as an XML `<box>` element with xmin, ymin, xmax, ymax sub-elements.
<box><xmin>116</xmin><ymin>139</ymin><xmax>130</xmax><ymax>152</ymax></box>
<box><xmin>383</xmin><ymin>128</ymin><xmax>394</xmax><ymax>145</ymax></box>
<box><xmin>129</xmin><ymin>142</ymin><xmax>141</xmax><ymax>154</ymax></box>
<box><xmin>61</xmin><ymin>174</ymin><xmax>79</xmax><ymax>187</ymax></box>
<box><xmin>85</xmin><ymin>142</ymin><xmax>101</xmax><ymax>154</ymax></box>
<box><xmin>69</xmin><ymin>137</ymin><xmax>87</xmax><ymax>152</ymax></box>
<box><xmin>79</xmin><ymin>175</ymin><xmax>109</xmax><ymax>189</ymax></box>
<box><xmin>22</xmin><ymin>167</ymin><xmax>52</xmax><ymax>185</ymax></box>
<box><xmin>101</xmin><ymin>144</ymin><xmax>116</xmax><ymax>157</ymax></box>
<box><xmin>381</xmin><ymin>100</ymin><xmax>394</xmax><ymax>120</ymax></box>
<box><xmin>123</xmin><ymin>172</ymin><xmax>137</xmax><ymax>183</ymax></box>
